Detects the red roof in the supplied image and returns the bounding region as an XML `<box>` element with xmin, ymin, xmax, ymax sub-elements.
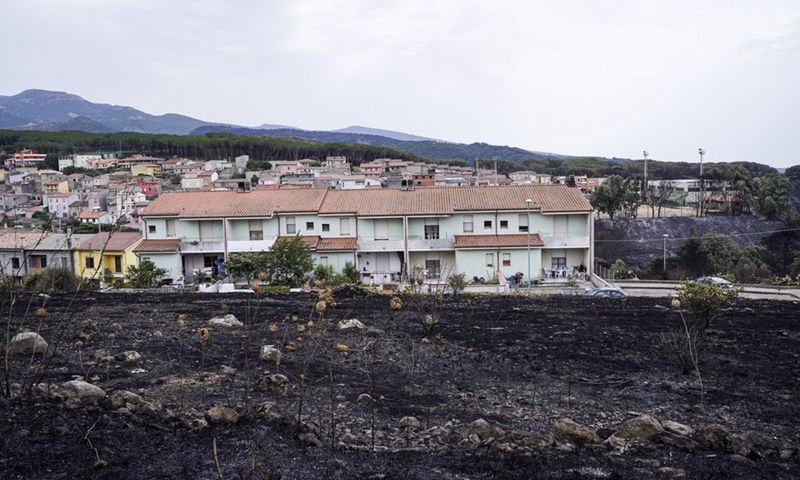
<box><xmin>274</xmin><ymin>235</ymin><xmax>358</xmax><ymax>251</ymax></box>
<box><xmin>454</xmin><ymin>234</ymin><xmax>544</xmax><ymax>249</ymax></box>
<box><xmin>133</xmin><ymin>239</ymin><xmax>181</xmax><ymax>253</ymax></box>
<box><xmin>141</xmin><ymin>185</ymin><xmax>592</xmax><ymax>219</ymax></box>
<box><xmin>78</xmin><ymin>232</ymin><xmax>142</xmax><ymax>251</ymax></box>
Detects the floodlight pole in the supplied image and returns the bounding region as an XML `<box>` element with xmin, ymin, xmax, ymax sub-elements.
<box><xmin>663</xmin><ymin>234</ymin><xmax>668</xmax><ymax>272</ymax></box>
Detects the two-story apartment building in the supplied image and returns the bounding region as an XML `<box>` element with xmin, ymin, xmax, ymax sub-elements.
<box><xmin>139</xmin><ymin>185</ymin><xmax>593</xmax><ymax>285</ymax></box>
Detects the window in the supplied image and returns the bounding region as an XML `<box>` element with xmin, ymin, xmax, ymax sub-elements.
<box><xmin>486</xmin><ymin>253</ymin><xmax>495</xmax><ymax>268</ymax></box>
<box><xmin>500</xmin><ymin>220</ymin><xmax>508</xmax><ymax>229</ymax></box>
<box><xmin>502</xmin><ymin>253</ymin><xmax>511</xmax><ymax>267</ymax></box>
<box><xmin>12</xmin><ymin>258</ymin><xmax>20</xmax><ymax>269</ymax></box>
<box><xmin>286</xmin><ymin>217</ymin><xmax>296</xmax><ymax>234</ymax></box>
<box><xmin>519</xmin><ymin>214</ymin><xmax>529</xmax><ymax>233</ymax></box>
<box><xmin>424</xmin><ymin>225</ymin><xmax>440</xmax><ymax>239</ymax></box>
<box><xmin>319</xmin><ymin>256</ymin><xmax>328</xmax><ymax>266</ymax></box>
<box><xmin>306</xmin><ymin>221</ymin><xmax>314</xmax><ymax>231</ymax></box>
<box><xmin>148</xmin><ymin>225</ymin><xmax>156</xmax><ymax>234</ymax></box>
<box><xmin>249</xmin><ymin>220</ymin><xmax>263</xmax><ymax>241</ymax></box>
<box><xmin>40</xmin><ymin>257</ymin><xmax>47</xmax><ymax>268</ymax></box>
<box><xmin>86</xmin><ymin>257</ymin><xmax>95</xmax><ymax>269</ymax></box>
<box><xmin>463</xmin><ymin>215</ymin><xmax>473</xmax><ymax>233</ymax></box>
<box><xmin>340</xmin><ymin>218</ymin><xmax>350</xmax><ymax>235</ymax></box>
<box><xmin>484</xmin><ymin>220</ymin><xmax>492</xmax><ymax>229</ymax></box>
<box><xmin>166</xmin><ymin>219</ymin><xmax>176</xmax><ymax>237</ymax></box>
<box><xmin>425</xmin><ymin>258</ymin><xmax>441</xmax><ymax>278</ymax></box>
<box><xmin>322</xmin><ymin>223</ymin><xmax>330</xmax><ymax>232</ymax></box>
<box><xmin>114</xmin><ymin>256</ymin><xmax>122</xmax><ymax>273</ymax></box>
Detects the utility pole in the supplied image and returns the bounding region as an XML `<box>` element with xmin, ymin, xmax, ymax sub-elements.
<box><xmin>642</xmin><ymin>150</ymin><xmax>649</xmax><ymax>199</ymax></box>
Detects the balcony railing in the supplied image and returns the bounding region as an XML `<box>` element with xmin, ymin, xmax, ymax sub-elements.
<box><xmin>407</xmin><ymin>233</ymin><xmax>455</xmax><ymax>250</ymax></box>
<box><xmin>180</xmin><ymin>237</ymin><xmax>225</xmax><ymax>252</ymax></box>
<box><xmin>539</xmin><ymin>234</ymin><xmax>590</xmax><ymax>247</ymax></box>
<box><xmin>357</xmin><ymin>236</ymin><xmax>405</xmax><ymax>252</ymax></box>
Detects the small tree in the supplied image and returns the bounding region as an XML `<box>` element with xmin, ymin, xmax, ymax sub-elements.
<box><xmin>267</xmin><ymin>235</ymin><xmax>314</xmax><ymax>287</ymax></box>
<box><xmin>675</xmin><ymin>280</ymin><xmax>739</xmax><ymax>332</ymax></box>
<box><xmin>124</xmin><ymin>261</ymin><xmax>168</xmax><ymax>288</ymax></box>
<box><xmin>224</xmin><ymin>251</ymin><xmax>270</xmax><ymax>283</ymax></box>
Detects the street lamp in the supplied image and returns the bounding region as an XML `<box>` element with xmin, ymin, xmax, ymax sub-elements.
<box><xmin>93</xmin><ymin>207</ymin><xmax>105</xmax><ymax>290</ymax></box>
<box><xmin>526</xmin><ymin>198</ymin><xmax>532</xmax><ymax>292</ymax></box>
<box><xmin>698</xmin><ymin>148</ymin><xmax>705</xmax><ymax>216</ymax></box>
<box><xmin>663</xmin><ymin>234</ymin><xmax>668</xmax><ymax>273</ymax></box>
<box><xmin>642</xmin><ymin>150</ymin><xmax>649</xmax><ymax>200</ymax></box>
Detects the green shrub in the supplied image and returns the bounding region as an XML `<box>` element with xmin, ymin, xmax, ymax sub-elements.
<box><xmin>314</xmin><ymin>264</ymin><xmax>335</xmax><ymax>281</ymax></box>
<box><xmin>341</xmin><ymin>261</ymin><xmax>360</xmax><ymax>284</ymax></box>
<box><xmin>23</xmin><ymin>267</ymin><xmax>80</xmax><ymax>293</ymax></box>
<box><xmin>447</xmin><ymin>273</ymin><xmax>466</xmax><ymax>296</ymax></box>
<box><xmin>675</xmin><ymin>280</ymin><xmax>739</xmax><ymax>331</ymax></box>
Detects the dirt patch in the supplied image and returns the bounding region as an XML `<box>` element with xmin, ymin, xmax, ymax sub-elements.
<box><xmin>1</xmin><ymin>290</ymin><xmax>799</xmax><ymax>479</ymax></box>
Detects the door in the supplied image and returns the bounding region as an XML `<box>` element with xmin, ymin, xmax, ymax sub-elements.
<box><xmin>200</xmin><ymin>221</ymin><xmax>215</xmax><ymax>241</ymax></box>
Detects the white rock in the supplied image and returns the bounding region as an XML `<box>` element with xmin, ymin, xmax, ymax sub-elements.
<box><xmin>58</xmin><ymin>379</ymin><xmax>106</xmax><ymax>405</ymax></box>
<box><xmin>208</xmin><ymin>314</ymin><xmax>243</xmax><ymax>327</ymax></box>
<box><xmin>259</xmin><ymin>345</ymin><xmax>281</xmax><ymax>364</ymax></box>
<box><xmin>338</xmin><ymin>319</ymin><xmax>365</xmax><ymax>330</ymax></box>
<box><xmin>7</xmin><ymin>332</ymin><xmax>50</xmax><ymax>356</ymax></box>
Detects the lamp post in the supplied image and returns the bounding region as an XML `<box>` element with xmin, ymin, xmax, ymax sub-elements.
<box><xmin>93</xmin><ymin>207</ymin><xmax>105</xmax><ymax>290</ymax></box>
<box><xmin>642</xmin><ymin>150</ymin><xmax>649</xmax><ymax>200</ymax></box>
<box><xmin>526</xmin><ymin>198</ymin><xmax>532</xmax><ymax>292</ymax></box>
<box><xmin>663</xmin><ymin>234</ymin><xmax>668</xmax><ymax>273</ymax></box>
<box><xmin>698</xmin><ymin>148</ymin><xmax>705</xmax><ymax>216</ymax></box>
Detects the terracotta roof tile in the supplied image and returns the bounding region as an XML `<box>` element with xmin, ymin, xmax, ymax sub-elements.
<box><xmin>141</xmin><ymin>190</ymin><xmax>327</xmax><ymax>218</ymax></box>
<box><xmin>134</xmin><ymin>239</ymin><xmax>182</xmax><ymax>253</ymax></box>
<box><xmin>0</xmin><ymin>228</ymin><xmax>51</xmax><ymax>249</ymax></box>
<box><xmin>316</xmin><ymin>237</ymin><xmax>358</xmax><ymax>251</ymax></box>
<box><xmin>77</xmin><ymin>232</ymin><xmax>143</xmax><ymax>251</ymax></box>
<box><xmin>276</xmin><ymin>235</ymin><xmax>320</xmax><ymax>249</ymax></box>
<box><xmin>454</xmin><ymin>233</ymin><xmax>544</xmax><ymax>249</ymax></box>
<box><xmin>141</xmin><ymin>185</ymin><xmax>592</xmax><ymax>219</ymax></box>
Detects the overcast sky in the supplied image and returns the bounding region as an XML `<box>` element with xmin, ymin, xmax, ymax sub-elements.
<box><xmin>4</xmin><ymin>1</ymin><xmax>800</xmax><ymax>168</ymax></box>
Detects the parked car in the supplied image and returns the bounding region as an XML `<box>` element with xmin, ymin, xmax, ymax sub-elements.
<box><xmin>584</xmin><ymin>288</ymin><xmax>628</xmax><ymax>298</ymax></box>
<box><xmin>692</xmin><ymin>276</ymin><xmax>734</xmax><ymax>290</ymax></box>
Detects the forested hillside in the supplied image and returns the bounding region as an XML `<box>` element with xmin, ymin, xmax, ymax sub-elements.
<box><xmin>0</xmin><ymin>130</ymin><xmax>424</xmax><ymax>165</ymax></box>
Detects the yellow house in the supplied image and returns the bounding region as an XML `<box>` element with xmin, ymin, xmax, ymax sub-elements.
<box><xmin>74</xmin><ymin>231</ymin><xmax>143</xmax><ymax>287</ymax></box>
<box><xmin>131</xmin><ymin>164</ymin><xmax>163</xmax><ymax>177</ymax></box>
<box><xmin>43</xmin><ymin>180</ymin><xmax>70</xmax><ymax>194</ymax></box>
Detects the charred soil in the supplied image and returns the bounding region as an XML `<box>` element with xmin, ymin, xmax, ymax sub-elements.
<box><xmin>1</xmin><ymin>289</ymin><xmax>799</xmax><ymax>479</ymax></box>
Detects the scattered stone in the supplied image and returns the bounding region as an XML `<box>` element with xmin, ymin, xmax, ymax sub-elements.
<box><xmin>57</xmin><ymin>379</ymin><xmax>106</xmax><ymax>406</ymax></box>
<box><xmin>208</xmin><ymin>314</ymin><xmax>243</xmax><ymax>327</ymax></box>
<box><xmin>515</xmin><ymin>432</ymin><xmax>556</xmax><ymax>448</ymax></box>
<box><xmin>398</xmin><ymin>416</ymin><xmax>420</xmax><ymax>429</ymax></box>
<box><xmin>658</xmin><ymin>467</ymin><xmax>686</xmax><ymax>477</ymax></box>
<box><xmin>113</xmin><ymin>350</ymin><xmax>142</xmax><ymax>367</ymax></box>
<box><xmin>102</xmin><ymin>390</ymin><xmax>142</xmax><ymax>411</ymax></box>
<box><xmin>357</xmin><ymin>393</ymin><xmax>374</xmax><ymax>404</ymax></box>
<box><xmin>662</xmin><ymin>420</ymin><xmax>694</xmax><ymax>437</ymax></box>
<box><xmin>730</xmin><ymin>430</ymin><xmax>784</xmax><ymax>458</ymax></box>
<box><xmin>7</xmin><ymin>332</ymin><xmax>50</xmax><ymax>356</ymax></box>
<box><xmin>298</xmin><ymin>432</ymin><xmax>323</xmax><ymax>447</ymax></box>
<box><xmin>699</xmin><ymin>424</ymin><xmax>730</xmax><ymax>451</ymax></box>
<box><xmin>256</xmin><ymin>373</ymin><xmax>289</xmax><ymax>396</ymax></box>
<box><xmin>205</xmin><ymin>405</ymin><xmax>240</xmax><ymax>424</ymax></box>
<box><xmin>76</xmin><ymin>321</ymin><xmax>101</xmax><ymax>342</ymax></box>
<box><xmin>614</xmin><ymin>414</ymin><xmax>664</xmax><ymax>440</ymax></box>
<box><xmin>338</xmin><ymin>318</ymin><xmax>365</xmax><ymax>330</ymax></box>
<box><xmin>259</xmin><ymin>345</ymin><xmax>281</xmax><ymax>364</ymax></box>
<box><xmin>460</xmin><ymin>419</ymin><xmax>504</xmax><ymax>442</ymax></box>
<box><xmin>552</xmin><ymin>418</ymin><xmax>600</xmax><ymax>443</ymax></box>
<box><xmin>658</xmin><ymin>431</ymin><xmax>699</xmax><ymax>452</ymax></box>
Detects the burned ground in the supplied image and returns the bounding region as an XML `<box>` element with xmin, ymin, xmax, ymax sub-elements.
<box><xmin>1</xmin><ymin>289</ymin><xmax>798</xmax><ymax>479</ymax></box>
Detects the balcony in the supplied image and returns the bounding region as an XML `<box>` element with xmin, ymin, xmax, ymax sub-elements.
<box><xmin>228</xmin><ymin>238</ymin><xmax>274</xmax><ymax>252</ymax></box>
<box><xmin>180</xmin><ymin>237</ymin><xmax>225</xmax><ymax>253</ymax></box>
<box><xmin>540</xmin><ymin>234</ymin><xmax>590</xmax><ymax>248</ymax></box>
<box><xmin>407</xmin><ymin>233</ymin><xmax>455</xmax><ymax>251</ymax></box>
<box><xmin>357</xmin><ymin>236</ymin><xmax>405</xmax><ymax>252</ymax></box>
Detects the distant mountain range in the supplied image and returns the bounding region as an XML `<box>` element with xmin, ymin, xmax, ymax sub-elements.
<box><xmin>0</xmin><ymin>89</ymin><xmax>590</xmax><ymax>163</ymax></box>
